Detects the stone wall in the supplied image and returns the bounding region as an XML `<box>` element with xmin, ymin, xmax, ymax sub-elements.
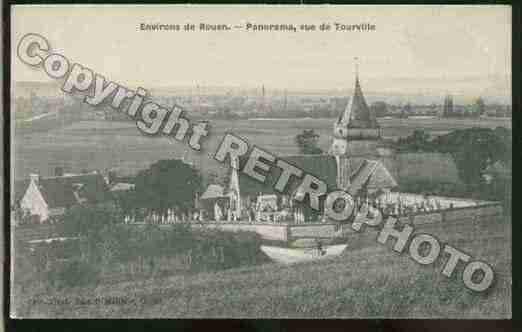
<box><xmin>288</xmin><ymin>224</ymin><xmax>340</xmax><ymax>239</ymax></box>
<box><xmin>190</xmin><ymin>223</ymin><xmax>288</xmax><ymax>241</ymax></box>
<box><xmin>394</xmin><ymin>203</ymin><xmax>503</xmax><ymax>226</ymax></box>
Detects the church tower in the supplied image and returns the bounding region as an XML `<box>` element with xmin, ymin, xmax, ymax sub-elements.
<box><xmin>329</xmin><ymin>59</ymin><xmax>381</xmax><ymax>157</ymax></box>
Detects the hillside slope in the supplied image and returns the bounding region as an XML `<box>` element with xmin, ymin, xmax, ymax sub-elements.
<box><xmin>14</xmin><ymin>216</ymin><xmax>511</xmax><ymax>318</ymax></box>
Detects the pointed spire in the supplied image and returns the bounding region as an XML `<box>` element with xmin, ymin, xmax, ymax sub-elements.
<box><xmin>337</xmin><ymin>58</ymin><xmax>378</xmax><ymax>129</ymax></box>
<box><xmin>354</xmin><ymin>56</ymin><xmax>359</xmax><ymax>82</ymax></box>
<box><xmin>229</xmin><ymin>156</ymin><xmax>242</xmax><ymax>214</ymax></box>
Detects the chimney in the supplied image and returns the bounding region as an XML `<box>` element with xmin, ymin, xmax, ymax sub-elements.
<box><xmin>29</xmin><ymin>173</ymin><xmax>39</xmax><ymax>185</ymax></box>
<box><xmin>55</xmin><ymin>167</ymin><xmax>64</xmax><ymax>177</ymax></box>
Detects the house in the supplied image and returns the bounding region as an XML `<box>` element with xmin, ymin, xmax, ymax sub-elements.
<box><xmin>13</xmin><ymin>170</ymin><xmax>113</xmax><ymax>223</ymax></box>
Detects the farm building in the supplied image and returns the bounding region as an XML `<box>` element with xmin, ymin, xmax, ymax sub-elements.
<box><xmin>13</xmin><ymin>170</ymin><xmax>113</xmax><ymax>223</ymax></box>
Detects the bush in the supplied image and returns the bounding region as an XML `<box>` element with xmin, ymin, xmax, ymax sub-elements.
<box><xmin>48</xmin><ymin>260</ymin><xmax>100</xmax><ymax>289</ymax></box>
<box><xmin>187</xmin><ymin>230</ymin><xmax>267</xmax><ymax>272</ymax></box>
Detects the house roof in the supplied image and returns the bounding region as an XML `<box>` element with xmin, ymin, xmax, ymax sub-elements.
<box><xmin>237</xmin><ymin>154</ymin><xmax>338</xmax><ymax>197</ymax></box>
<box><xmin>233</xmin><ymin>154</ymin><xmax>397</xmax><ymax>198</ymax></box>
<box><xmin>14</xmin><ymin>173</ymin><xmax>112</xmax><ymax>208</ymax></box>
<box><xmin>365</xmin><ymin>162</ymin><xmax>398</xmax><ymax>190</ymax></box>
<box><xmin>348</xmin><ymin>159</ymin><xmax>379</xmax><ymax>194</ymax></box>
<box><xmin>13</xmin><ymin>179</ymin><xmax>29</xmax><ymax>204</ymax></box>
<box><xmin>200</xmin><ymin>184</ymin><xmax>226</xmax><ymax>200</ymax></box>
<box><xmin>38</xmin><ymin>177</ymin><xmax>78</xmax><ymax>207</ymax></box>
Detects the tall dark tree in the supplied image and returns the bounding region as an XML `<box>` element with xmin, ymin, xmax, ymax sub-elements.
<box><xmin>295</xmin><ymin>129</ymin><xmax>322</xmax><ymax>155</ymax></box>
<box><xmin>134</xmin><ymin>159</ymin><xmax>203</xmax><ymax>215</ymax></box>
<box><xmin>434</xmin><ymin>128</ymin><xmax>507</xmax><ymax>184</ymax></box>
<box><xmin>396</xmin><ymin>129</ymin><xmax>433</xmax><ymax>152</ymax></box>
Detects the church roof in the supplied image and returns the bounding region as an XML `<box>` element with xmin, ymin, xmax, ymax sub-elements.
<box><xmin>336</xmin><ymin>157</ymin><xmax>397</xmax><ymax>194</ymax></box>
<box><xmin>338</xmin><ymin>76</ymin><xmax>379</xmax><ymax>129</ymax></box>
<box><xmin>347</xmin><ymin>159</ymin><xmax>397</xmax><ymax>195</ymax></box>
<box><xmin>237</xmin><ymin>154</ymin><xmax>338</xmax><ymax>197</ymax></box>
<box><xmin>234</xmin><ymin>154</ymin><xmax>396</xmax><ymax>198</ymax></box>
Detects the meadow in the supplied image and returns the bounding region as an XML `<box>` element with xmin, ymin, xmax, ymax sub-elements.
<box><xmin>13</xmin><ymin>117</ymin><xmax>511</xmax><ymax>180</ymax></box>
<box><xmin>11</xmin><ymin>116</ymin><xmax>512</xmax><ymax>318</ymax></box>
<box><xmin>13</xmin><ymin>215</ymin><xmax>511</xmax><ymax>318</ymax></box>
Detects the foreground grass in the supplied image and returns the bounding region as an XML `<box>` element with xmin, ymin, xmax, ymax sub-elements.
<box><xmin>14</xmin><ymin>217</ymin><xmax>511</xmax><ymax>318</ymax></box>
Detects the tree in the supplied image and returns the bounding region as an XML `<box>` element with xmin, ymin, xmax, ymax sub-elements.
<box><xmin>295</xmin><ymin>129</ymin><xmax>322</xmax><ymax>154</ymax></box>
<box><xmin>134</xmin><ymin>159</ymin><xmax>203</xmax><ymax>215</ymax></box>
<box><xmin>493</xmin><ymin>126</ymin><xmax>512</xmax><ymax>166</ymax></box>
<box><xmin>396</xmin><ymin>129</ymin><xmax>432</xmax><ymax>152</ymax></box>
<box><xmin>434</xmin><ymin>128</ymin><xmax>506</xmax><ymax>185</ymax></box>
<box><xmin>59</xmin><ymin>205</ymin><xmax>121</xmax><ymax>238</ymax></box>
<box><xmin>395</xmin><ymin>127</ymin><xmax>511</xmax><ymax>186</ymax></box>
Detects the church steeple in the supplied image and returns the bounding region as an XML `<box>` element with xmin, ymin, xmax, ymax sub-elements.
<box><xmin>355</xmin><ymin>56</ymin><xmax>359</xmax><ymax>83</ymax></box>
<box><xmin>330</xmin><ymin>59</ymin><xmax>382</xmax><ymax>157</ymax></box>
<box><xmin>338</xmin><ymin>58</ymin><xmax>378</xmax><ymax>129</ymax></box>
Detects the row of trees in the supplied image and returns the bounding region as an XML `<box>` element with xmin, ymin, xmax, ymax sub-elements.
<box><xmin>396</xmin><ymin>127</ymin><xmax>511</xmax><ymax>185</ymax></box>
<box><xmin>395</xmin><ymin>127</ymin><xmax>511</xmax><ymax>209</ymax></box>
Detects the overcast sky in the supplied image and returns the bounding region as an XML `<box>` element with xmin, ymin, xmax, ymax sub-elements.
<box><xmin>12</xmin><ymin>5</ymin><xmax>511</xmax><ymax>93</ymax></box>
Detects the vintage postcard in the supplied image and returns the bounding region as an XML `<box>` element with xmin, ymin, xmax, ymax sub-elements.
<box><xmin>9</xmin><ymin>5</ymin><xmax>511</xmax><ymax>318</ymax></box>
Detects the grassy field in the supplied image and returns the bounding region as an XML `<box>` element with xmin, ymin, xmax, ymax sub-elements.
<box><xmin>13</xmin><ymin>117</ymin><xmax>511</xmax><ymax>180</ymax></box>
<box><xmin>13</xmin><ymin>215</ymin><xmax>511</xmax><ymax>318</ymax></box>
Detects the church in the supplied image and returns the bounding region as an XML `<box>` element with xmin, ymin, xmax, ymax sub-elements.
<box><xmin>200</xmin><ymin>67</ymin><xmax>398</xmax><ymax>223</ymax></box>
<box><xmin>328</xmin><ymin>65</ymin><xmax>397</xmax><ymax>196</ymax></box>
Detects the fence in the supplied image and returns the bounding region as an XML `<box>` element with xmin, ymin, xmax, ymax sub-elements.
<box><xmin>12</xmin><ymin>202</ymin><xmax>504</xmax><ymax>246</ymax></box>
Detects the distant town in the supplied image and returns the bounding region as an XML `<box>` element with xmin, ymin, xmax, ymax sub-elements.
<box><xmin>13</xmin><ymin>81</ymin><xmax>512</xmax><ymax>128</ymax></box>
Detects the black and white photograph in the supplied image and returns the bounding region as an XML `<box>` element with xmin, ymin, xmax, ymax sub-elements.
<box><xmin>9</xmin><ymin>5</ymin><xmax>512</xmax><ymax>318</ymax></box>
